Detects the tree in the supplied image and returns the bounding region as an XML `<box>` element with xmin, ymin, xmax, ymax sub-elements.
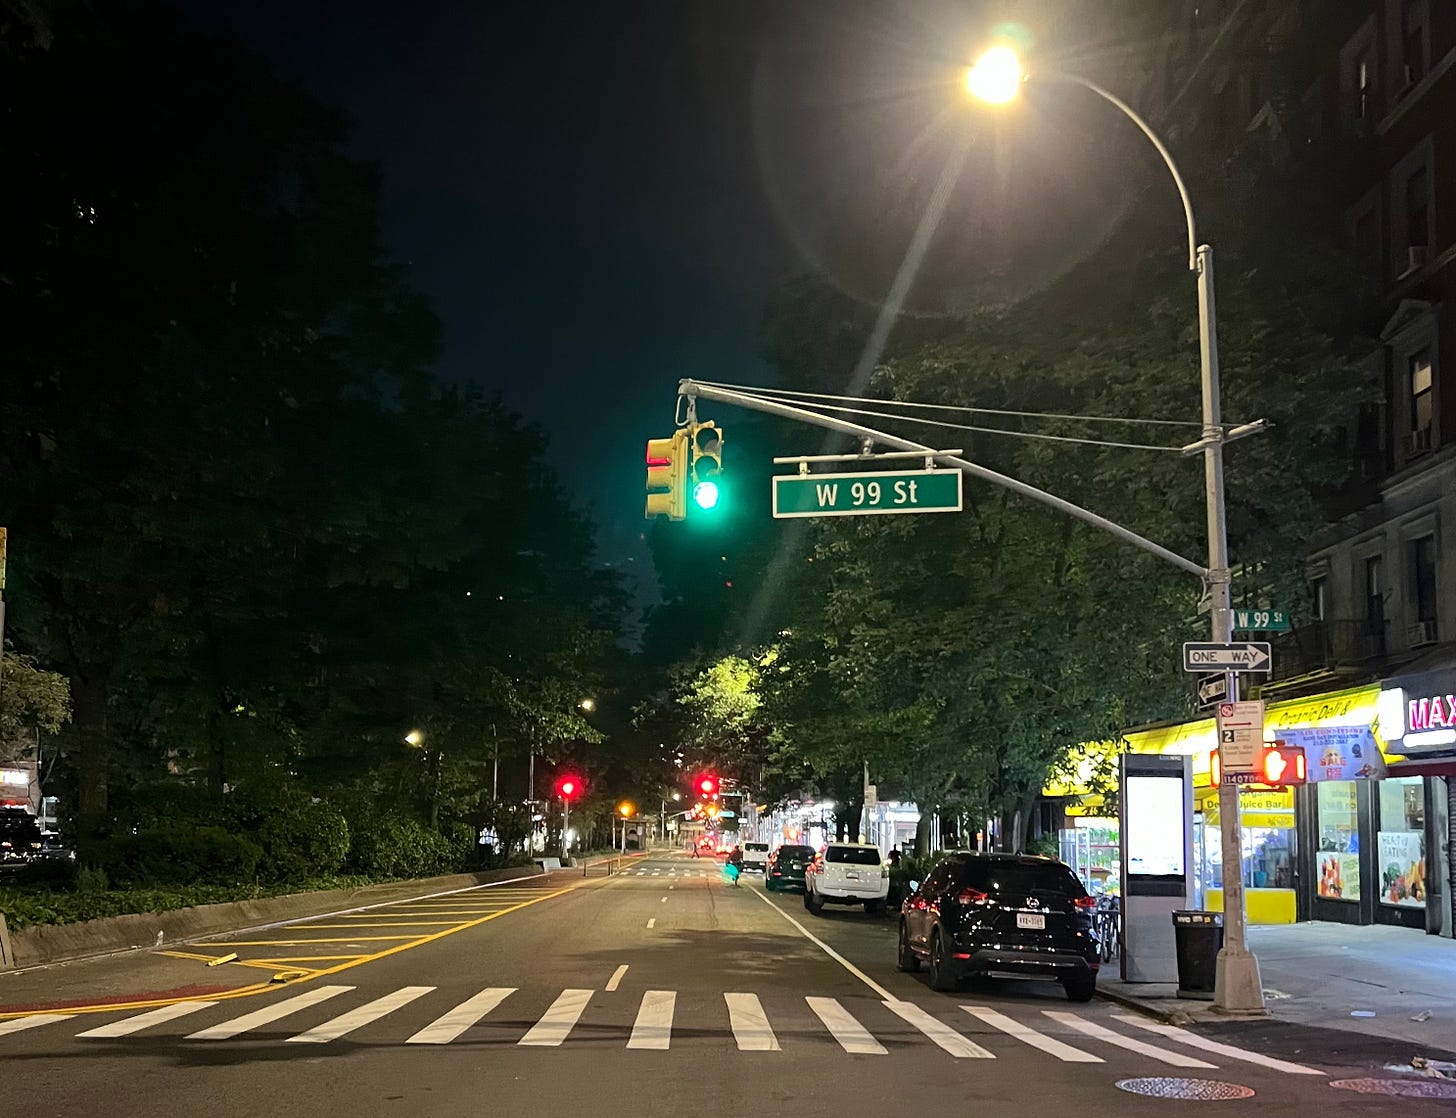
<box><xmin>0</xmin><ymin>648</ymin><xmax>73</xmax><ymax>752</ymax></box>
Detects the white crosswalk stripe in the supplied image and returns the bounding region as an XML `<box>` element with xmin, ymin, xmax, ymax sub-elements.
<box><xmin>627</xmin><ymin>990</ymin><xmax>675</xmax><ymax>1050</ymax></box>
<box><xmin>962</xmin><ymin>1005</ymin><xmax>1101</xmax><ymax>1062</ymax></box>
<box><xmin>0</xmin><ymin>1013</ymin><xmax>74</xmax><ymax>1036</ymax></box>
<box><xmin>1043</xmin><ymin>1011</ymin><xmax>1216</xmax><ymax>1067</ymax></box>
<box><xmin>883</xmin><ymin>1000</ymin><xmax>994</xmax><ymax>1058</ymax></box>
<box><xmin>407</xmin><ymin>987</ymin><xmax>515</xmax><ymax>1045</ymax></box>
<box><xmin>725</xmin><ymin>992</ymin><xmax>780</xmax><ymax>1051</ymax></box>
<box><xmin>287</xmin><ymin>986</ymin><xmax>434</xmax><ymax>1044</ymax></box>
<box><xmin>518</xmin><ymin>989</ymin><xmax>593</xmax><ymax>1047</ymax></box>
<box><xmin>1112</xmin><ymin>1014</ymin><xmax>1323</xmax><ymax>1075</ymax></box>
<box><xmin>187</xmin><ymin>986</ymin><xmax>355</xmax><ymax>1040</ymax></box>
<box><xmin>806</xmin><ymin>997</ymin><xmax>885</xmax><ymax>1055</ymax></box>
<box><xmin>78</xmin><ymin>1001</ymin><xmax>217</xmax><ymax>1038</ymax></box>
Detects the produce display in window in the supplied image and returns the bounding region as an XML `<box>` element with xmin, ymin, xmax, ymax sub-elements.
<box><xmin>1317</xmin><ymin>852</ymin><xmax>1360</xmax><ymax>901</ymax></box>
<box><xmin>1378</xmin><ymin>829</ymin><xmax>1425</xmax><ymax>907</ymax></box>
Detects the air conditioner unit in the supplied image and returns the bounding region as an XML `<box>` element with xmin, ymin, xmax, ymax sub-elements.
<box><xmin>1407</xmin><ymin>620</ymin><xmax>1438</xmax><ymax>648</ymax></box>
<box><xmin>1407</xmin><ymin>427</ymin><xmax>1433</xmax><ymax>455</ymax></box>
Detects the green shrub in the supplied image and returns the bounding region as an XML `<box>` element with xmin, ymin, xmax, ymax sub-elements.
<box><xmin>254</xmin><ymin>801</ymin><xmax>350</xmax><ymax>882</ymax></box>
<box><xmin>348</xmin><ymin>814</ymin><xmax>462</xmax><ymax>879</ymax></box>
<box><xmin>99</xmin><ymin>826</ymin><xmax>262</xmax><ymax>886</ymax></box>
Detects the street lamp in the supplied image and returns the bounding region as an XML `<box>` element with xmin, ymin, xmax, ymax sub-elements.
<box><xmin>579</xmin><ymin>697</ymin><xmax>596</xmax><ymax>713</ymax></box>
<box><xmin>404</xmin><ymin>729</ymin><xmax>424</xmax><ymax>747</ymax></box>
<box><xmin>617</xmin><ymin>801</ymin><xmax>634</xmax><ymax>855</ymax></box>
<box><xmin>965</xmin><ymin>46</ymin><xmax>1261</xmax><ymax>1014</ymax></box>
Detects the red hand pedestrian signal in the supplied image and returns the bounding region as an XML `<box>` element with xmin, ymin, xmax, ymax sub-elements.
<box><xmin>1261</xmin><ymin>744</ymin><xmax>1306</xmax><ymax>786</ymax></box>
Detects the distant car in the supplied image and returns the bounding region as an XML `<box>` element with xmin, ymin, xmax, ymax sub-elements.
<box><xmin>898</xmin><ymin>852</ymin><xmax>1100</xmax><ymax>1000</ymax></box>
<box><xmin>764</xmin><ymin>844</ymin><xmax>814</xmax><ymax>892</ymax></box>
<box><xmin>741</xmin><ymin>842</ymin><xmax>769</xmax><ymax>873</ymax></box>
<box><xmin>0</xmin><ymin>809</ymin><xmax>44</xmax><ymax>871</ymax></box>
<box><xmin>804</xmin><ymin>842</ymin><xmax>889</xmax><ymax>915</ymax></box>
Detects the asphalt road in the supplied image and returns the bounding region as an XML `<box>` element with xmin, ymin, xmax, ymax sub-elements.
<box><xmin>2</xmin><ymin>852</ymin><xmax>1452</xmax><ymax>1116</ymax></box>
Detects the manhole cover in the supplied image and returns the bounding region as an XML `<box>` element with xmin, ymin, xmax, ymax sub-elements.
<box><xmin>1331</xmin><ymin>1078</ymin><xmax>1456</xmax><ymax>1100</ymax></box>
<box><xmin>1115</xmin><ymin>1078</ymin><xmax>1255</xmax><ymax>1100</ymax></box>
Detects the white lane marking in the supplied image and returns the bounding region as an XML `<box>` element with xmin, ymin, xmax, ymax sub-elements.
<box><xmin>668</xmin><ymin>885</ymin><xmax>675</xmax><ymax>890</ymax></box>
<box><xmin>288</xmin><ymin>986</ymin><xmax>434</xmax><ymax>1043</ymax></box>
<box><xmin>78</xmin><ymin>1001</ymin><xmax>217</xmax><ymax>1038</ymax></box>
<box><xmin>748</xmin><ymin>886</ymin><xmax>895</xmax><ymax>1001</ymax></box>
<box><xmin>883</xmin><ymin>1000</ymin><xmax>994</xmax><ymax>1058</ymax></box>
<box><xmin>1112</xmin><ymin>1014</ymin><xmax>1323</xmax><ymax>1075</ymax></box>
<box><xmin>518</xmin><ymin>989</ymin><xmax>593</xmax><ymax>1047</ymax></box>
<box><xmin>635</xmin><ymin>871</ymin><xmax>647</xmax><ymax>876</ymax></box>
<box><xmin>627</xmin><ymin>990</ymin><xmax>675</xmax><ymax>1050</ymax></box>
<box><xmin>188</xmin><ymin>986</ymin><xmax>355</xmax><ymax>1040</ymax></box>
<box><xmin>0</xmin><ymin>1014</ymin><xmax>74</xmax><ymax>1036</ymax></box>
<box><xmin>651</xmin><ymin>869</ymin><xmax>661</xmax><ymax>876</ymax></box>
<box><xmin>406</xmin><ymin>987</ymin><xmax>515</xmax><ymax>1044</ymax></box>
<box><xmin>724</xmin><ymin>993</ymin><xmax>780</xmax><ymax>1051</ymax></box>
<box><xmin>1043</xmin><ymin>1011</ymin><xmax>1216</xmax><ymax>1067</ymax></box>
<box><xmin>606</xmin><ymin>965</ymin><xmax>629</xmax><ymax>992</ymax></box>
<box><xmin>646</xmin><ymin>918</ymin><xmax>656</xmax><ymax>929</ymax></box>
<box><xmin>661</xmin><ymin>897</ymin><xmax>668</xmax><ymax>903</ymax></box>
<box><xmin>962</xmin><ymin>1005</ymin><xmax>1101</xmax><ymax>1062</ymax></box>
<box><xmin>806</xmin><ymin>996</ymin><xmax>886</xmax><ymax>1055</ymax></box>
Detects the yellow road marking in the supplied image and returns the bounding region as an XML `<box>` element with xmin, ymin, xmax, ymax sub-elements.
<box><xmin>156</xmin><ymin>950</ymin><xmax>231</xmax><ymax>964</ymax></box>
<box><xmin>0</xmin><ymin>883</ymin><xmax>579</xmax><ymax>1018</ymax></box>
<box><xmin>230</xmin><ymin>955</ymin><xmax>371</xmax><ymax>962</ymax></box>
<box><xmin>210</xmin><ymin>937</ymin><xmax>423</xmax><ymax>945</ymax></box>
<box><xmin>280</xmin><ymin>922</ymin><xmax>465</xmax><ymax>929</ymax></box>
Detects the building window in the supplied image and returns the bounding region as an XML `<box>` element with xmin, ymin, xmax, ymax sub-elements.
<box><xmin>1365</xmin><ymin>554</ymin><xmax>1385</xmax><ymax>629</ymax></box>
<box><xmin>1412</xmin><ymin>535</ymin><xmax>1437</xmax><ymax>624</ymax></box>
<box><xmin>1405</xmin><ymin>167</ymin><xmax>1430</xmax><ymax>251</ymax></box>
<box><xmin>1311</xmin><ymin>575</ymin><xmax>1327</xmax><ymax>621</ymax></box>
<box><xmin>1355</xmin><ymin>52</ymin><xmax>1373</xmax><ymax>119</ymax></box>
<box><xmin>1401</xmin><ymin>0</ymin><xmax>1428</xmax><ymax>88</ymax></box>
<box><xmin>1410</xmin><ymin>347</ymin><xmax>1433</xmax><ymax>451</ymax></box>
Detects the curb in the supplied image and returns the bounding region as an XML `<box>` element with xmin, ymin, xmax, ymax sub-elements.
<box><xmin>1</xmin><ymin>865</ymin><xmax>547</xmax><ymax>972</ymax></box>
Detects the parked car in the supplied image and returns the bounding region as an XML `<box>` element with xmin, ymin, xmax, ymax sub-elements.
<box><xmin>0</xmin><ymin>808</ymin><xmax>44</xmax><ymax>871</ymax></box>
<box><xmin>764</xmin><ymin>844</ymin><xmax>814</xmax><ymax>891</ymax></box>
<box><xmin>898</xmin><ymin>852</ymin><xmax>1100</xmax><ymax>1000</ymax></box>
<box><xmin>804</xmin><ymin>842</ymin><xmax>889</xmax><ymax>914</ymax></box>
<box><xmin>741</xmin><ymin>841</ymin><xmax>769</xmax><ymax>873</ymax></box>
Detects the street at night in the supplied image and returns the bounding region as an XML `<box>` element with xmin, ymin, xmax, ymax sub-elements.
<box><xmin>4</xmin><ymin>2</ymin><xmax>1456</xmax><ymax>1114</ymax></box>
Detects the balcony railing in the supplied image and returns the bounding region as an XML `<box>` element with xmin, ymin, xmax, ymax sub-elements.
<box><xmin>1266</xmin><ymin>618</ymin><xmax>1387</xmax><ymax>682</ymax></box>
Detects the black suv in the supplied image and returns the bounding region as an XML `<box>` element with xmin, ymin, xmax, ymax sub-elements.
<box><xmin>898</xmin><ymin>852</ymin><xmax>1100</xmax><ymax>1000</ymax></box>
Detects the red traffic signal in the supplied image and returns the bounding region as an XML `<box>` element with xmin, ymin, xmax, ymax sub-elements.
<box><xmin>555</xmin><ymin>775</ymin><xmax>584</xmax><ymax>801</ymax></box>
<box><xmin>697</xmin><ymin>774</ymin><xmax>719</xmax><ymax>797</ymax></box>
<box><xmin>1261</xmin><ymin>744</ymin><xmax>1306</xmax><ymax>786</ymax></box>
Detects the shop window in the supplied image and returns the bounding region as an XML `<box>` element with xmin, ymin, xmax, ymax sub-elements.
<box><xmin>1377</xmin><ymin>776</ymin><xmax>1426</xmax><ymax>908</ymax></box>
<box><xmin>1316</xmin><ymin>781</ymin><xmax>1360</xmax><ymax>902</ymax></box>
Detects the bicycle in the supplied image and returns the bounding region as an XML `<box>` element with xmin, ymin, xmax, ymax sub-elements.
<box><xmin>1093</xmin><ymin>894</ymin><xmax>1121</xmax><ymax>964</ymax></box>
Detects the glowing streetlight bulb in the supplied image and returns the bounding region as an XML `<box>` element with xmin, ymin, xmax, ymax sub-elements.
<box><xmin>966</xmin><ymin>45</ymin><xmax>1024</xmax><ymax>104</ymax></box>
<box><xmin>404</xmin><ymin>729</ymin><xmax>425</xmax><ymax>747</ymax></box>
<box><xmin>579</xmin><ymin>697</ymin><xmax>596</xmax><ymax>712</ymax></box>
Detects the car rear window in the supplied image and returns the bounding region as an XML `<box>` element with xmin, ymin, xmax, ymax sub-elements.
<box><xmin>955</xmin><ymin>859</ymin><xmax>1084</xmax><ymax>896</ymax></box>
<box><xmin>777</xmin><ymin>845</ymin><xmax>814</xmax><ymax>859</ymax></box>
<box><xmin>745</xmin><ymin>843</ymin><xmax>768</xmax><ymax>852</ymax></box>
<box><xmin>826</xmin><ymin>846</ymin><xmax>881</xmax><ymax>866</ymax></box>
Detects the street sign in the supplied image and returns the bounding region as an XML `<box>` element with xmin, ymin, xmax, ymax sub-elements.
<box><xmin>1221</xmin><ymin>769</ymin><xmax>1271</xmax><ymax>786</ymax></box>
<box><xmin>1232</xmin><ymin>609</ymin><xmax>1291</xmax><ymax>632</ymax></box>
<box><xmin>1182</xmin><ymin>641</ymin><xmax>1272</xmax><ymax>673</ymax></box>
<box><xmin>1197</xmin><ymin>674</ymin><xmax>1228</xmax><ymax>706</ymax></box>
<box><xmin>772</xmin><ymin>470</ymin><xmax>962</xmax><ymax>519</ymax></box>
<box><xmin>1215</xmin><ymin>700</ymin><xmax>1265</xmax><ymax>773</ymax></box>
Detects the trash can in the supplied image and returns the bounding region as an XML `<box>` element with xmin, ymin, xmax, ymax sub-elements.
<box><xmin>1172</xmin><ymin>910</ymin><xmax>1223</xmax><ymax>998</ymax></box>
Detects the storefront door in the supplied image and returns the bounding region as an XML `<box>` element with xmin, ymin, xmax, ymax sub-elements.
<box><xmin>1374</xmin><ymin>775</ymin><xmax>1427</xmax><ymax>929</ymax></box>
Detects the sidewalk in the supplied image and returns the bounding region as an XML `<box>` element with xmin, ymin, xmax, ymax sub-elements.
<box><xmin>1099</xmin><ymin>921</ymin><xmax>1456</xmax><ymax>1056</ymax></box>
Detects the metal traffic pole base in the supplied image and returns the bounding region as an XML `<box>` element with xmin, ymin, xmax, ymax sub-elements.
<box><xmin>1212</xmin><ymin>949</ymin><xmax>1266</xmax><ymax>1017</ymax></box>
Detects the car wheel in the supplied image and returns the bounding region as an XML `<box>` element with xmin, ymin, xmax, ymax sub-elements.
<box><xmin>928</xmin><ymin>929</ymin><xmax>957</xmax><ymax>993</ymax></box>
<box><xmin>765</xmin><ymin>881</ymin><xmax>776</xmax><ymax>892</ymax></box>
<box><xmin>804</xmin><ymin>887</ymin><xmax>823</xmax><ymax>915</ymax></box>
<box><xmin>864</xmin><ymin>899</ymin><xmax>885</xmax><ymax>915</ymax></box>
<box><xmin>897</xmin><ymin>921</ymin><xmax>920</xmax><ymax>972</ymax></box>
<box><xmin>1062</xmin><ymin>974</ymin><xmax>1097</xmax><ymax>1002</ymax></box>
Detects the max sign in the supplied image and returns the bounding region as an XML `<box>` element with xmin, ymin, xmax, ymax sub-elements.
<box><xmin>1409</xmin><ymin>694</ymin><xmax>1456</xmax><ymax>732</ymax></box>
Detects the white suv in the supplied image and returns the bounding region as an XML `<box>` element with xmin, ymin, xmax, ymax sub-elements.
<box><xmin>804</xmin><ymin>843</ymin><xmax>889</xmax><ymax>915</ymax></box>
<box><xmin>742</xmin><ymin>842</ymin><xmax>770</xmax><ymax>873</ymax></box>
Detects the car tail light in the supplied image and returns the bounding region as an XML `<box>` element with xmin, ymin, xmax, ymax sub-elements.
<box><xmin>1072</xmin><ymin>895</ymin><xmax>1097</xmax><ymax>910</ymax></box>
<box><xmin>956</xmin><ymin>887</ymin><xmax>989</xmax><ymax>904</ymax></box>
<box><xmin>881</xmin><ymin>864</ymin><xmax>889</xmax><ymax>878</ymax></box>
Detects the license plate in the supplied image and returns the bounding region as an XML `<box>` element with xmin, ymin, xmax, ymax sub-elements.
<box><xmin>845</xmin><ymin>871</ymin><xmax>861</xmax><ymax>880</ymax></box>
<box><xmin>1016</xmin><ymin>913</ymin><xmax>1045</xmax><ymax>930</ymax></box>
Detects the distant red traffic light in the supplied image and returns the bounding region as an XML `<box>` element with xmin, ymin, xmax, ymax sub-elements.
<box><xmin>697</xmin><ymin>774</ymin><xmax>718</xmax><ymax>796</ymax></box>
<box><xmin>556</xmin><ymin>775</ymin><xmax>584</xmax><ymax>800</ymax></box>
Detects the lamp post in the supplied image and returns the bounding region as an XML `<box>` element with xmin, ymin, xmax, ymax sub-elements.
<box><xmin>966</xmin><ymin>46</ymin><xmax>1262</xmax><ymax>1012</ymax></box>
<box><xmin>618</xmin><ymin>802</ymin><xmax>634</xmax><ymax>855</ymax></box>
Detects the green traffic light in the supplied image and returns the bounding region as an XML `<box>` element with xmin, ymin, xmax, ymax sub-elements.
<box><xmin>693</xmin><ymin>480</ymin><xmax>720</xmax><ymax>510</ymax></box>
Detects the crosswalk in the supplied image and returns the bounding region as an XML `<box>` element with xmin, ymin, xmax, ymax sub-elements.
<box><xmin>630</xmin><ymin>868</ymin><xmax>715</xmax><ymax>877</ymax></box>
<box><xmin>0</xmin><ymin>985</ymin><xmax>1325</xmax><ymax>1076</ymax></box>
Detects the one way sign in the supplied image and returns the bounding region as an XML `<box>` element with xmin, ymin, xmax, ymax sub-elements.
<box><xmin>1182</xmin><ymin>641</ymin><xmax>1272</xmax><ymax>673</ymax></box>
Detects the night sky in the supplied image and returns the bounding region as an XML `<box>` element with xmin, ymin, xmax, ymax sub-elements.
<box><xmin>173</xmin><ymin>1</ymin><xmax>1145</xmax><ymax>600</ymax></box>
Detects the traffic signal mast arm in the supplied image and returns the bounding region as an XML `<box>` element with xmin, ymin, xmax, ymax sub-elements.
<box><xmin>678</xmin><ymin>378</ymin><xmax>1207</xmax><ymax>580</ymax></box>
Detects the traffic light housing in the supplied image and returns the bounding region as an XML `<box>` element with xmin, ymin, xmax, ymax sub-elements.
<box><xmin>645</xmin><ymin>430</ymin><xmax>688</xmax><ymax>521</ymax></box>
<box><xmin>1261</xmin><ymin>743</ymin><xmax>1306</xmax><ymax>786</ymax></box>
<box><xmin>697</xmin><ymin>774</ymin><xmax>719</xmax><ymax>797</ymax></box>
<box><xmin>690</xmin><ymin>422</ymin><xmax>723</xmax><ymax>511</ymax></box>
<box><xmin>555</xmin><ymin>775</ymin><xmax>584</xmax><ymax>801</ymax></box>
